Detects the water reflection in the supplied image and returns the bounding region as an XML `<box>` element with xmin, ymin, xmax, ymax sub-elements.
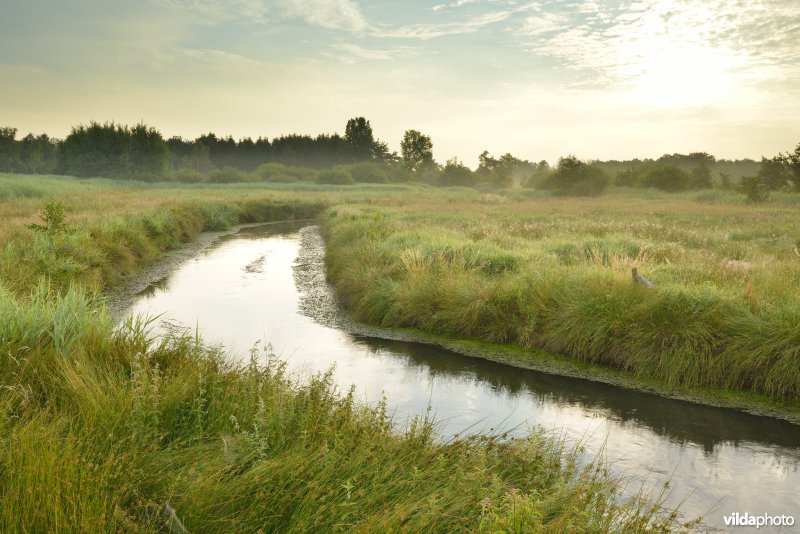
<box><xmin>121</xmin><ymin>222</ymin><xmax>800</xmax><ymax>531</ymax></box>
<box><xmin>351</xmin><ymin>336</ymin><xmax>800</xmax><ymax>454</ymax></box>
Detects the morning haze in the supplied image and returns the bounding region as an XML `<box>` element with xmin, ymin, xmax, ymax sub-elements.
<box><xmin>1</xmin><ymin>0</ymin><xmax>798</xmax><ymax>166</ymax></box>
<box><xmin>3</xmin><ymin>2</ymin><xmax>800</xmax><ymax>533</ymax></box>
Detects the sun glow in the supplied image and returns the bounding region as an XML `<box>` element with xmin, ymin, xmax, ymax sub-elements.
<box><xmin>626</xmin><ymin>44</ymin><xmax>745</xmax><ymax>108</ymax></box>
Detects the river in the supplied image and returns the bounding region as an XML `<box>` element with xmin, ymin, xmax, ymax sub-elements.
<box><xmin>120</xmin><ymin>221</ymin><xmax>800</xmax><ymax>532</ymax></box>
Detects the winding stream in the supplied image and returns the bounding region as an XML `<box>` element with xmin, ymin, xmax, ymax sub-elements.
<box><xmin>121</xmin><ymin>221</ymin><xmax>800</xmax><ymax>532</ymax></box>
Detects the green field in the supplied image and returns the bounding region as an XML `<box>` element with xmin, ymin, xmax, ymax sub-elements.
<box><xmin>0</xmin><ymin>174</ymin><xmax>698</xmax><ymax>532</ymax></box>
<box><xmin>322</xmin><ymin>192</ymin><xmax>800</xmax><ymax>413</ymax></box>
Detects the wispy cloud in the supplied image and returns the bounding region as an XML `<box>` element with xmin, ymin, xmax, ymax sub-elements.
<box><xmin>275</xmin><ymin>0</ymin><xmax>367</xmax><ymax>31</ymax></box>
<box><xmin>154</xmin><ymin>0</ymin><xmax>267</xmax><ymax>23</ymax></box>
<box><xmin>518</xmin><ymin>0</ymin><xmax>800</xmax><ymax>94</ymax></box>
<box><xmin>328</xmin><ymin>43</ymin><xmax>415</xmax><ymax>63</ymax></box>
<box><xmin>175</xmin><ymin>48</ymin><xmax>270</xmax><ymax>68</ymax></box>
<box><xmin>432</xmin><ymin>0</ymin><xmax>480</xmax><ymax>13</ymax></box>
<box><xmin>154</xmin><ymin>0</ymin><xmax>367</xmax><ymax>31</ymax></box>
<box><xmin>373</xmin><ymin>10</ymin><xmax>511</xmax><ymax>39</ymax></box>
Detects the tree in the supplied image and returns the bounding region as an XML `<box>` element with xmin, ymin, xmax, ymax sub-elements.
<box><xmin>525</xmin><ymin>160</ymin><xmax>551</xmax><ymax>188</ymax></box>
<box><xmin>400</xmin><ymin>130</ymin><xmax>433</xmax><ymax>174</ymax></box>
<box><xmin>20</xmin><ymin>133</ymin><xmax>43</xmax><ymax>174</ymax></box>
<box><xmin>641</xmin><ymin>165</ymin><xmax>690</xmax><ymax>192</ymax></box>
<box><xmin>477</xmin><ymin>151</ymin><xmax>512</xmax><ymax>188</ymax></box>
<box><xmin>757</xmin><ymin>156</ymin><xmax>790</xmax><ymax>190</ymax></box>
<box><xmin>740</xmin><ymin>175</ymin><xmax>769</xmax><ymax>203</ymax></box>
<box><xmin>371</xmin><ymin>139</ymin><xmax>398</xmax><ymax>164</ymax></box>
<box><xmin>60</xmin><ymin>121</ymin><xmax>167</xmax><ymax>179</ymax></box>
<box><xmin>129</xmin><ymin>123</ymin><xmax>168</xmax><ymax>180</ymax></box>
<box><xmin>540</xmin><ymin>155</ymin><xmax>609</xmax><ymax>196</ymax></box>
<box><xmin>615</xmin><ymin>168</ymin><xmax>641</xmax><ymax>187</ymax></box>
<box><xmin>783</xmin><ymin>142</ymin><xmax>800</xmax><ymax>191</ymax></box>
<box><xmin>718</xmin><ymin>172</ymin><xmax>733</xmax><ymax>190</ymax></box>
<box><xmin>689</xmin><ymin>163</ymin><xmax>713</xmax><ymax>189</ymax></box>
<box><xmin>344</xmin><ymin>117</ymin><xmax>375</xmax><ymax>161</ymax></box>
<box><xmin>440</xmin><ymin>157</ymin><xmax>475</xmax><ymax>187</ymax></box>
<box><xmin>0</xmin><ymin>127</ymin><xmax>20</xmax><ymax>172</ymax></box>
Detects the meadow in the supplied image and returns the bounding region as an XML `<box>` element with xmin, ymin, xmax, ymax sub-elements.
<box><xmin>322</xmin><ymin>189</ymin><xmax>800</xmax><ymax>412</ymax></box>
<box><xmin>0</xmin><ymin>173</ymin><xmax>689</xmax><ymax>532</ymax></box>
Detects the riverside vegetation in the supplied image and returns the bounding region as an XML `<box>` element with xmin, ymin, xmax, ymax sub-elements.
<box><xmin>0</xmin><ymin>173</ymin><xmax>693</xmax><ymax>532</ymax></box>
<box><xmin>322</xmin><ymin>191</ymin><xmax>800</xmax><ymax>414</ymax></box>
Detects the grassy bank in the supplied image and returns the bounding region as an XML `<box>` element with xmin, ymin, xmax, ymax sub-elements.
<box><xmin>0</xmin><ymin>174</ymin><xmax>681</xmax><ymax>531</ymax></box>
<box><xmin>321</xmin><ymin>195</ymin><xmax>800</xmax><ymax>407</ymax></box>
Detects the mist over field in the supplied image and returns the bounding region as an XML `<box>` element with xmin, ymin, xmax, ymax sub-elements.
<box><xmin>1</xmin><ymin>1</ymin><xmax>800</xmax><ymax>533</ymax></box>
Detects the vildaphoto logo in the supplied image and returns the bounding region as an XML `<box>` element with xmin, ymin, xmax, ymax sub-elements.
<box><xmin>723</xmin><ymin>513</ymin><xmax>795</xmax><ymax>529</ymax></box>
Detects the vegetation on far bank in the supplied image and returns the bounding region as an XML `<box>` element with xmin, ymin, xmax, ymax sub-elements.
<box><xmin>0</xmin><ymin>175</ymin><xmax>690</xmax><ymax>532</ymax></box>
<box><xmin>321</xmin><ymin>194</ymin><xmax>800</xmax><ymax>404</ymax></box>
<box><xmin>2</xmin><ymin>121</ymin><xmax>799</xmax><ymax>200</ymax></box>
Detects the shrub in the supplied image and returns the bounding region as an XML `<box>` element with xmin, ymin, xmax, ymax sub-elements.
<box><xmin>207</xmin><ymin>166</ymin><xmax>259</xmax><ymax>184</ymax></box>
<box><xmin>614</xmin><ymin>168</ymin><xmax>641</xmax><ymax>187</ymax></box>
<box><xmin>27</xmin><ymin>200</ymin><xmax>74</xmax><ymax>235</ymax></box>
<box><xmin>316</xmin><ymin>169</ymin><xmax>354</xmax><ymax>185</ymax></box>
<box><xmin>439</xmin><ymin>158</ymin><xmax>476</xmax><ymax>187</ymax></box>
<box><xmin>173</xmin><ymin>168</ymin><xmax>204</xmax><ymax>183</ymax></box>
<box><xmin>255</xmin><ymin>163</ymin><xmax>318</xmax><ymax>182</ymax></box>
<box><xmin>740</xmin><ymin>175</ymin><xmax>769</xmax><ymax>203</ymax></box>
<box><xmin>540</xmin><ymin>156</ymin><xmax>609</xmax><ymax>197</ymax></box>
<box><xmin>340</xmin><ymin>162</ymin><xmax>389</xmax><ymax>184</ymax></box>
<box><xmin>265</xmin><ymin>173</ymin><xmax>298</xmax><ymax>183</ymax></box>
<box><xmin>641</xmin><ymin>165</ymin><xmax>690</xmax><ymax>192</ymax></box>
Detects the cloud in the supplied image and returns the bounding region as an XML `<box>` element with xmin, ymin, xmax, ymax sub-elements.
<box><xmin>154</xmin><ymin>0</ymin><xmax>367</xmax><ymax>31</ymax></box>
<box><xmin>432</xmin><ymin>0</ymin><xmax>480</xmax><ymax>13</ymax></box>
<box><xmin>155</xmin><ymin>0</ymin><xmax>267</xmax><ymax>23</ymax></box>
<box><xmin>518</xmin><ymin>0</ymin><xmax>800</xmax><ymax>93</ymax></box>
<box><xmin>519</xmin><ymin>12</ymin><xmax>569</xmax><ymax>36</ymax></box>
<box><xmin>175</xmin><ymin>48</ymin><xmax>270</xmax><ymax>68</ymax></box>
<box><xmin>329</xmin><ymin>43</ymin><xmax>415</xmax><ymax>62</ymax></box>
<box><xmin>275</xmin><ymin>0</ymin><xmax>367</xmax><ymax>31</ymax></box>
<box><xmin>374</xmin><ymin>10</ymin><xmax>511</xmax><ymax>39</ymax></box>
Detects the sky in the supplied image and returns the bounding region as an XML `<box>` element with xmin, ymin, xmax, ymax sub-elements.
<box><xmin>1</xmin><ymin>0</ymin><xmax>798</xmax><ymax>166</ymax></box>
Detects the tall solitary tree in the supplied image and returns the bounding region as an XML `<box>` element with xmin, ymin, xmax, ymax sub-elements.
<box><xmin>344</xmin><ymin>117</ymin><xmax>375</xmax><ymax>161</ymax></box>
<box><xmin>400</xmin><ymin>129</ymin><xmax>433</xmax><ymax>173</ymax></box>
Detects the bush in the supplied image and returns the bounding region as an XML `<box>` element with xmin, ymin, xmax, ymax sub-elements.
<box><xmin>173</xmin><ymin>168</ymin><xmax>204</xmax><ymax>183</ymax></box>
<box><xmin>339</xmin><ymin>162</ymin><xmax>390</xmax><ymax>183</ymax></box>
<box><xmin>614</xmin><ymin>168</ymin><xmax>641</xmax><ymax>187</ymax></box>
<box><xmin>316</xmin><ymin>169</ymin><xmax>354</xmax><ymax>185</ymax></box>
<box><xmin>129</xmin><ymin>171</ymin><xmax>164</xmax><ymax>182</ymax></box>
<box><xmin>207</xmin><ymin>166</ymin><xmax>259</xmax><ymax>184</ymax></box>
<box><xmin>641</xmin><ymin>165</ymin><xmax>690</xmax><ymax>192</ymax></box>
<box><xmin>540</xmin><ymin>156</ymin><xmax>609</xmax><ymax>197</ymax></box>
<box><xmin>439</xmin><ymin>158</ymin><xmax>476</xmax><ymax>187</ymax></box>
<box><xmin>255</xmin><ymin>163</ymin><xmax>318</xmax><ymax>182</ymax></box>
<box><xmin>26</xmin><ymin>200</ymin><xmax>74</xmax><ymax>236</ymax></box>
<box><xmin>265</xmin><ymin>173</ymin><xmax>298</xmax><ymax>183</ymax></box>
<box><xmin>740</xmin><ymin>175</ymin><xmax>769</xmax><ymax>203</ymax></box>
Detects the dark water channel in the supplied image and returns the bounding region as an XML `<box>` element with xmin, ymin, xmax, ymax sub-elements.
<box><xmin>123</xmin><ymin>222</ymin><xmax>800</xmax><ymax>532</ymax></box>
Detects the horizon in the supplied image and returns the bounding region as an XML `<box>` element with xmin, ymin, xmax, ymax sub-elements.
<box><xmin>2</xmin><ymin>0</ymin><xmax>798</xmax><ymax>166</ymax></box>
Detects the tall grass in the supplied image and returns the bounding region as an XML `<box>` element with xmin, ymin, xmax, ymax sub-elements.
<box><xmin>0</xmin><ymin>284</ymin><xmax>682</xmax><ymax>532</ymax></box>
<box><xmin>0</xmin><ymin>174</ymin><xmax>685</xmax><ymax>531</ymax></box>
<box><xmin>322</xmin><ymin>200</ymin><xmax>800</xmax><ymax>402</ymax></box>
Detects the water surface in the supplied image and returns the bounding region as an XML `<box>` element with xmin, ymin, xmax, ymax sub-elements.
<box><xmin>124</xmin><ymin>222</ymin><xmax>800</xmax><ymax>532</ymax></box>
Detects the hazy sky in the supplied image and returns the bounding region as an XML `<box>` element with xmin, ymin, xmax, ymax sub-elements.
<box><xmin>2</xmin><ymin>0</ymin><xmax>798</xmax><ymax>166</ymax></box>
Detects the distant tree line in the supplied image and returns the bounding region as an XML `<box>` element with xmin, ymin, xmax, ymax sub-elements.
<box><xmin>0</xmin><ymin>120</ymin><xmax>797</xmax><ymax>197</ymax></box>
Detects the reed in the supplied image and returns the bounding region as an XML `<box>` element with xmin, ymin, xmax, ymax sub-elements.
<box><xmin>0</xmin><ymin>174</ymin><xmax>686</xmax><ymax>531</ymax></box>
<box><xmin>322</xmin><ymin>196</ymin><xmax>800</xmax><ymax>402</ymax></box>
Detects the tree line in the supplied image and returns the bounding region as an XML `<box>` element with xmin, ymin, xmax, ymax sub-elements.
<box><xmin>0</xmin><ymin>120</ymin><xmax>797</xmax><ymax>197</ymax></box>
